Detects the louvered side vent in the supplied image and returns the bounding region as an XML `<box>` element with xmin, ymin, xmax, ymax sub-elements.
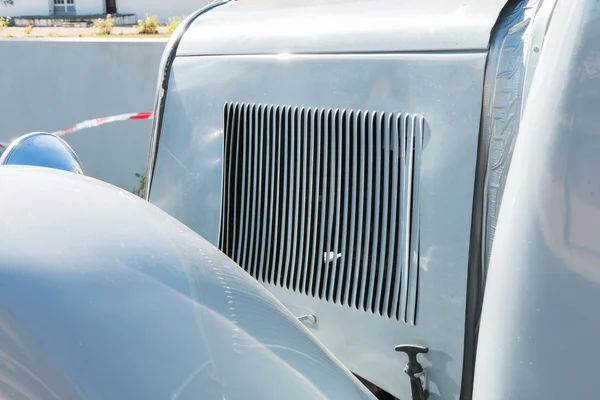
<box><xmin>218</xmin><ymin>103</ymin><xmax>423</xmax><ymax>323</ymax></box>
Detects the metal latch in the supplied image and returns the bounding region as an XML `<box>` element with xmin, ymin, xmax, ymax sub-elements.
<box><xmin>395</xmin><ymin>344</ymin><xmax>430</xmax><ymax>400</ymax></box>
<box><xmin>297</xmin><ymin>314</ymin><xmax>317</xmax><ymax>325</ymax></box>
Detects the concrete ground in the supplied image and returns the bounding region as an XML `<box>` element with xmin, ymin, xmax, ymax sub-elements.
<box><xmin>0</xmin><ymin>26</ymin><xmax>171</xmax><ymax>38</ymax></box>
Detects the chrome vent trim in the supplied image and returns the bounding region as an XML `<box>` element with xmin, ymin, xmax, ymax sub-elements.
<box><xmin>219</xmin><ymin>103</ymin><xmax>423</xmax><ymax>323</ymax></box>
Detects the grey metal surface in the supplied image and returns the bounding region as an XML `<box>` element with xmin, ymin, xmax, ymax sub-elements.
<box><xmin>460</xmin><ymin>2</ymin><xmax>555</xmax><ymax>397</ymax></box>
<box><xmin>481</xmin><ymin>0</ymin><xmax>551</xmax><ymax>283</ymax></box>
<box><xmin>146</xmin><ymin>0</ymin><xmax>231</xmax><ymax>199</ymax></box>
<box><xmin>0</xmin><ymin>132</ymin><xmax>84</xmax><ymax>174</ymax></box>
<box><xmin>0</xmin><ymin>166</ymin><xmax>375</xmax><ymax>400</ymax></box>
<box><xmin>147</xmin><ymin>50</ymin><xmax>487</xmax><ymax>399</ymax></box>
<box><xmin>473</xmin><ymin>0</ymin><xmax>600</xmax><ymax>398</ymax></box>
<box><xmin>176</xmin><ymin>0</ymin><xmax>510</xmax><ymax>55</ymax></box>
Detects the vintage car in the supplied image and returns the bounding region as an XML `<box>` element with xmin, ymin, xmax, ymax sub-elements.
<box><xmin>0</xmin><ymin>134</ymin><xmax>376</xmax><ymax>399</ymax></box>
<box><xmin>142</xmin><ymin>0</ymin><xmax>600</xmax><ymax>399</ymax></box>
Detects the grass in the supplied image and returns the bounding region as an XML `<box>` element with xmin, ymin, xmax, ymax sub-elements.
<box><xmin>0</xmin><ymin>26</ymin><xmax>173</xmax><ymax>39</ymax></box>
<box><xmin>0</xmin><ymin>34</ymin><xmax>173</xmax><ymax>39</ymax></box>
<box><xmin>65</xmin><ymin>33</ymin><xmax>172</xmax><ymax>38</ymax></box>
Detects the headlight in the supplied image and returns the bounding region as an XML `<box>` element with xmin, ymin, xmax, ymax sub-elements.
<box><xmin>0</xmin><ymin>132</ymin><xmax>84</xmax><ymax>174</ymax></box>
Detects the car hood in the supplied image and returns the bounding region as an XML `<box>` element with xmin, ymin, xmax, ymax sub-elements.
<box><xmin>177</xmin><ymin>0</ymin><xmax>510</xmax><ymax>56</ymax></box>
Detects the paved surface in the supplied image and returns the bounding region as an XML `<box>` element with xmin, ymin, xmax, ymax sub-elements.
<box><xmin>0</xmin><ymin>26</ymin><xmax>170</xmax><ymax>38</ymax></box>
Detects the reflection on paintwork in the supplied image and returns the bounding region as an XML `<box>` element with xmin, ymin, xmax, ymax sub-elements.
<box><xmin>176</xmin><ymin>0</ymin><xmax>510</xmax><ymax>55</ymax></box>
<box><xmin>474</xmin><ymin>1</ymin><xmax>600</xmax><ymax>399</ymax></box>
<box><xmin>0</xmin><ymin>166</ymin><xmax>375</xmax><ymax>400</ymax></box>
<box><xmin>148</xmin><ymin>49</ymin><xmax>488</xmax><ymax>399</ymax></box>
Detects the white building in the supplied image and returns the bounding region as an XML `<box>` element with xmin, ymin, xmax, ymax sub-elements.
<box><xmin>2</xmin><ymin>0</ymin><xmax>212</xmax><ymax>23</ymax></box>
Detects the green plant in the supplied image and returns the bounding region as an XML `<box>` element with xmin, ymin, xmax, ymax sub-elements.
<box><xmin>23</xmin><ymin>24</ymin><xmax>32</xmax><ymax>35</ymax></box>
<box><xmin>93</xmin><ymin>13</ymin><xmax>115</xmax><ymax>35</ymax></box>
<box><xmin>135</xmin><ymin>14</ymin><xmax>160</xmax><ymax>34</ymax></box>
<box><xmin>0</xmin><ymin>16</ymin><xmax>10</xmax><ymax>29</ymax></box>
<box><xmin>167</xmin><ymin>16</ymin><xmax>182</xmax><ymax>33</ymax></box>
<box><xmin>132</xmin><ymin>172</ymin><xmax>146</xmax><ymax>197</ymax></box>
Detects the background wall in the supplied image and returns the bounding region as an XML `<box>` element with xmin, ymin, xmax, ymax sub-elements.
<box><xmin>0</xmin><ymin>0</ymin><xmax>50</xmax><ymax>17</ymax></box>
<box><xmin>1</xmin><ymin>0</ymin><xmax>212</xmax><ymax>21</ymax></box>
<box><xmin>1</xmin><ymin>0</ymin><xmax>105</xmax><ymax>18</ymax></box>
<box><xmin>0</xmin><ymin>38</ymin><xmax>167</xmax><ymax>192</ymax></box>
<box><xmin>75</xmin><ymin>0</ymin><xmax>105</xmax><ymax>15</ymax></box>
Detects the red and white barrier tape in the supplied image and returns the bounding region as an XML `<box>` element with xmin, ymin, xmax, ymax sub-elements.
<box><xmin>0</xmin><ymin>111</ymin><xmax>154</xmax><ymax>149</ymax></box>
<box><xmin>53</xmin><ymin>111</ymin><xmax>154</xmax><ymax>137</ymax></box>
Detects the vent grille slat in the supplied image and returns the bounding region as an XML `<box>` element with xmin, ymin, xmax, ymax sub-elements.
<box><xmin>234</xmin><ymin>104</ymin><xmax>246</xmax><ymax>264</ymax></box>
<box><xmin>301</xmin><ymin>109</ymin><xmax>314</xmax><ymax>294</ymax></box>
<box><xmin>256</xmin><ymin>105</ymin><xmax>267</xmax><ymax>280</ymax></box>
<box><xmin>239</xmin><ymin>105</ymin><xmax>251</xmax><ymax>269</ymax></box>
<box><xmin>277</xmin><ymin>108</ymin><xmax>289</xmax><ymax>286</ymax></box>
<box><xmin>374</xmin><ymin>113</ymin><xmax>390</xmax><ymax>313</ymax></box>
<box><xmin>367</xmin><ymin>112</ymin><xmax>383</xmax><ymax>312</ymax></box>
<box><xmin>218</xmin><ymin>103</ymin><xmax>230</xmax><ymax>253</ymax></box>
<box><xmin>344</xmin><ymin>111</ymin><xmax>359</xmax><ymax>307</ymax></box>
<box><xmin>398</xmin><ymin>117</ymin><xmax>415</xmax><ymax>322</ymax></box>
<box><xmin>262</xmin><ymin>107</ymin><xmax>272</xmax><ymax>282</ymax></box>
<box><xmin>282</xmin><ymin>108</ymin><xmax>296</xmax><ymax>288</ymax></box>
<box><xmin>269</xmin><ymin>106</ymin><xmax>283</xmax><ymax>284</ymax></box>
<box><xmin>266</xmin><ymin>105</ymin><xmax>277</xmax><ymax>282</ymax></box>
<box><xmin>331</xmin><ymin>110</ymin><xmax>344</xmax><ymax>303</ymax></box>
<box><xmin>220</xmin><ymin>103</ymin><xmax>423</xmax><ymax>322</ymax></box>
<box><xmin>338</xmin><ymin>111</ymin><xmax>352</xmax><ymax>305</ymax></box>
<box><xmin>395</xmin><ymin>114</ymin><xmax>410</xmax><ymax>320</ymax></box>
<box><xmin>382</xmin><ymin>114</ymin><xmax>398</xmax><ymax>315</ymax></box>
<box><xmin>407</xmin><ymin>115</ymin><xmax>424</xmax><ymax>325</ymax></box>
<box><xmin>353</xmin><ymin>111</ymin><xmax>366</xmax><ymax>309</ymax></box>
<box><xmin>359</xmin><ymin>111</ymin><xmax>374</xmax><ymax>311</ymax></box>
<box><xmin>323</xmin><ymin>109</ymin><xmax>337</xmax><ymax>300</ymax></box>
<box><xmin>307</xmin><ymin>109</ymin><xmax>322</xmax><ymax>296</ymax></box>
<box><xmin>289</xmin><ymin>108</ymin><xmax>301</xmax><ymax>291</ymax></box>
<box><xmin>295</xmin><ymin>109</ymin><xmax>308</xmax><ymax>292</ymax></box>
<box><xmin>315</xmin><ymin>109</ymin><xmax>330</xmax><ymax>298</ymax></box>
<box><xmin>247</xmin><ymin>105</ymin><xmax>260</xmax><ymax>276</ymax></box>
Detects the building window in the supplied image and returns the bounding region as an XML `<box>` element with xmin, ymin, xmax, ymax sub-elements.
<box><xmin>53</xmin><ymin>0</ymin><xmax>76</xmax><ymax>15</ymax></box>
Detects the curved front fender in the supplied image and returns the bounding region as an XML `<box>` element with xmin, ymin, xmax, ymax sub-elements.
<box><xmin>0</xmin><ymin>166</ymin><xmax>374</xmax><ymax>400</ymax></box>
